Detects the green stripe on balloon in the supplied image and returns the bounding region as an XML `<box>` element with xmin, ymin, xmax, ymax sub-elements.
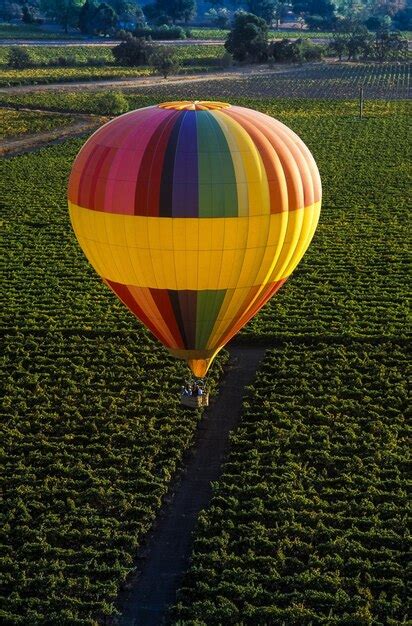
<box><xmin>196</xmin><ymin>111</ymin><xmax>238</xmax><ymax>218</ymax></box>
<box><xmin>195</xmin><ymin>289</ymin><xmax>227</xmax><ymax>349</ymax></box>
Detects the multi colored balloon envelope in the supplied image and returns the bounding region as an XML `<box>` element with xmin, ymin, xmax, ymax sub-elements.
<box><xmin>68</xmin><ymin>101</ymin><xmax>321</xmax><ymax>377</ymax></box>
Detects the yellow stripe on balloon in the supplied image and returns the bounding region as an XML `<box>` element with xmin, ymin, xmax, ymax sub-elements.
<box><xmin>69</xmin><ymin>201</ymin><xmax>320</xmax><ymax>291</ymax></box>
<box><xmin>212</xmin><ymin>111</ymin><xmax>270</xmax><ymax>218</ymax></box>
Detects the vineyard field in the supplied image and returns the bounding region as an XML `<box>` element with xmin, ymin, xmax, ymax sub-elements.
<box><xmin>172</xmin><ymin>341</ymin><xmax>409</xmax><ymax>624</ymax></box>
<box><xmin>0</xmin><ymin>63</ymin><xmax>409</xmax><ymax>115</ymax></box>
<box><xmin>1</xmin><ymin>137</ymin><xmax>227</xmax><ymax>624</ymax></box>
<box><xmin>0</xmin><ymin>108</ymin><xmax>75</xmax><ymax>140</ymax></box>
<box><xmin>0</xmin><ymin>44</ymin><xmax>224</xmax><ymax>86</ymax></box>
<box><xmin>1</xmin><ymin>63</ymin><xmax>410</xmax><ymax>624</ymax></box>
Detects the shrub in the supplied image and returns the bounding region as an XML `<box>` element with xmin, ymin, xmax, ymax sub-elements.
<box><xmin>221</xmin><ymin>51</ymin><xmax>233</xmax><ymax>68</ymax></box>
<box><xmin>134</xmin><ymin>25</ymin><xmax>186</xmax><ymax>40</ymax></box>
<box><xmin>7</xmin><ymin>46</ymin><xmax>32</xmax><ymax>69</ymax></box>
<box><xmin>95</xmin><ymin>91</ymin><xmax>129</xmax><ymax>115</ymax></box>
<box><xmin>54</xmin><ymin>55</ymin><xmax>78</xmax><ymax>67</ymax></box>
<box><xmin>149</xmin><ymin>46</ymin><xmax>179</xmax><ymax>78</ymax></box>
<box><xmin>269</xmin><ymin>39</ymin><xmax>301</xmax><ymax>63</ymax></box>
<box><xmin>301</xmin><ymin>39</ymin><xmax>324</xmax><ymax>60</ymax></box>
<box><xmin>269</xmin><ymin>38</ymin><xmax>323</xmax><ymax>63</ymax></box>
<box><xmin>112</xmin><ymin>36</ymin><xmax>153</xmax><ymax>66</ymax></box>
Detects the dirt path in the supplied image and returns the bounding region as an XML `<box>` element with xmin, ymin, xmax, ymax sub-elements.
<box><xmin>115</xmin><ymin>346</ymin><xmax>266</xmax><ymax>626</ymax></box>
<box><xmin>0</xmin><ymin>63</ymin><xmax>310</xmax><ymax>95</ymax></box>
<box><xmin>0</xmin><ymin>111</ymin><xmax>106</xmax><ymax>156</ymax></box>
<box><xmin>0</xmin><ymin>39</ymin><xmax>221</xmax><ymax>46</ymax></box>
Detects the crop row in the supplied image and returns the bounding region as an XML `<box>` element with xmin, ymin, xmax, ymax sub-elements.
<box><xmin>172</xmin><ymin>341</ymin><xmax>409</xmax><ymax>625</ymax></box>
<box><xmin>1</xmin><ymin>91</ymin><xmax>409</xmax><ymax>623</ymax></box>
<box><xmin>0</xmin><ymin>44</ymin><xmax>224</xmax><ymax>86</ymax></box>
<box><xmin>0</xmin><ymin>108</ymin><xmax>74</xmax><ymax>140</ymax></box>
<box><xmin>2</xmin><ymin>331</ymin><xmax>226</xmax><ymax>625</ymax></box>
<box><xmin>0</xmin><ymin>62</ymin><xmax>409</xmax><ymax>115</ymax></box>
<box><xmin>2</xmin><ymin>99</ymin><xmax>409</xmax><ymax>339</ymax></box>
<box><xmin>125</xmin><ymin>61</ymin><xmax>411</xmax><ymax>101</ymax></box>
<box><xmin>1</xmin><ymin>134</ymin><xmax>227</xmax><ymax>623</ymax></box>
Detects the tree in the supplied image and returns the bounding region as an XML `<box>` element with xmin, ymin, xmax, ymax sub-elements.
<box><xmin>292</xmin><ymin>0</ymin><xmax>334</xmax><ymax>18</ymax></box>
<box><xmin>147</xmin><ymin>0</ymin><xmax>196</xmax><ymax>23</ymax></box>
<box><xmin>374</xmin><ymin>29</ymin><xmax>408</xmax><ymax>60</ymax></box>
<box><xmin>346</xmin><ymin>27</ymin><xmax>374</xmax><ymax>59</ymax></box>
<box><xmin>93</xmin><ymin>2</ymin><xmax>117</xmax><ymax>34</ymax></box>
<box><xmin>205</xmin><ymin>7</ymin><xmax>230</xmax><ymax>27</ymax></box>
<box><xmin>22</xmin><ymin>3</ymin><xmax>36</xmax><ymax>22</ymax></box>
<box><xmin>225</xmin><ymin>11</ymin><xmax>268</xmax><ymax>62</ymax></box>
<box><xmin>273</xmin><ymin>0</ymin><xmax>287</xmax><ymax>28</ymax></box>
<box><xmin>149</xmin><ymin>46</ymin><xmax>179</xmax><ymax>77</ymax></box>
<box><xmin>246</xmin><ymin>0</ymin><xmax>276</xmax><ymax>23</ymax></box>
<box><xmin>40</xmin><ymin>0</ymin><xmax>83</xmax><ymax>33</ymax></box>
<box><xmin>78</xmin><ymin>0</ymin><xmax>97</xmax><ymax>34</ymax></box>
<box><xmin>107</xmin><ymin>0</ymin><xmax>144</xmax><ymax>25</ymax></box>
<box><xmin>0</xmin><ymin>0</ymin><xmax>23</xmax><ymax>20</ymax></box>
<box><xmin>112</xmin><ymin>34</ymin><xmax>153</xmax><ymax>64</ymax></box>
<box><xmin>329</xmin><ymin>33</ymin><xmax>348</xmax><ymax>59</ymax></box>
<box><xmin>7</xmin><ymin>46</ymin><xmax>32</xmax><ymax>68</ymax></box>
<box><xmin>393</xmin><ymin>7</ymin><xmax>412</xmax><ymax>30</ymax></box>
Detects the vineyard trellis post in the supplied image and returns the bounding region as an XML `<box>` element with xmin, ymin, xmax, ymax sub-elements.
<box><xmin>359</xmin><ymin>86</ymin><xmax>364</xmax><ymax>119</ymax></box>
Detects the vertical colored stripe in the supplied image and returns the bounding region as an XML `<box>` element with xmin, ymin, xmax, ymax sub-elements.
<box><xmin>159</xmin><ymin>112</ymin><xmax>186</xmax><ymax>217</ymax></box>
<box><xmin>105</xmin><ymin>280</ymin><xmax>172</xmax><ymax>347</ymax></box>
<box><xmin>172</xmin><ymin>111</ymin><xmax>199</xmax><ymax>217</ymax></box>
<box><xmin>176</xmin><ymin>290</ymin><xmax>198</xmax><ymax>348</ymax></box>
<box><xmin>149</xmin><ymin>288</ymin><xmax>185</xmax><ymax>348</ymax></box>
<box><xmin>134</xmin><ymin>110</ymin><xmax>179</xmax><ymax>216</ymax></box>
<box><xmin>196</xmin><ymin>111</ymin><xmax>238</xmax><ymax>218</ymax></box>
<box><xmin>196</xmin><ymin>289</ymin><xmax>227</xmax><ymax>350</ymax></box>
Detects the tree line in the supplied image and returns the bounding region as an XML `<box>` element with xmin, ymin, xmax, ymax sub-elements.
<box><xmin>1</xmin><ymin>0</ymin><xmax>410</xmax><ymax>35</ymax></box>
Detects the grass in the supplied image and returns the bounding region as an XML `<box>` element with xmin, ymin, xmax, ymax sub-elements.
<box><xmin>0</xmin><ymin>23</ymin><xmax>80</xmax><ymax>39</ymax></box>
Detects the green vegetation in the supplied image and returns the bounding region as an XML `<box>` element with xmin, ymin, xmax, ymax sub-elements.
<box><xmin>0</xmin><ymin>23</ymin><xmax>80</xmax><ymax>38</ymax></box>
<box><xmin>0</xmin><ymin>108</ymin><xmax>74</xmax><ymax>140</ymax></box>
<box><xmin>1</xmin><ymin>65</ymin><xmax>409</xmax><ymax>624</ymax></box>
<box><xmin>172</xmin><ymin>341</ymin><xmax>409</xmax><ymax>624</ymax></box>
<box><xmin>1</xmin><ymin>138</ymin><xmax>227</xmax><ymax>624</ymax></box>
<box><xmin>190</xmin><ymin>27</ymin><xmax>412</xmax><ymax>40</ymax></box>
<box><xmin>167</xmin><ymin>73</ymin><xmax>409</xmax><ymax>625</ymax></box>
<box><xmin>0</xmin><ymin>43</ymin><xmax>224</xmax><ymax>86</ymax></box>
<box><xmin>1</xmin><ymin>62</ymin><xmax>408</xmax><ymax>114</ymax></box>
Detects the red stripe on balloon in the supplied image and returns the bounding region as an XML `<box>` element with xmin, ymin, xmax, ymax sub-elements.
<box><xmin>149</xmin><ymin>288</ymin><xmax>185</xmax><ymax>348</ymax></box>
<box><xmin>104</xmin><ymin>280</ymin><xmax>173</xmax><ymax>347</ymax></box>
<box><xmin>87</xmin><ymin>146</ymin><xmax>113</xmax><ymax>211</ymax></box>
<box><xmin>134</xmin><ymin>111</ymin><xmax>180</xmax><ymax>217</ymax></box>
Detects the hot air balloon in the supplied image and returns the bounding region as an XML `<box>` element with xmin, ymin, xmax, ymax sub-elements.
<box><xmin>68</xmin><ymin>101</ymin><xmax>321</xmax><ymax>378</ymax></box>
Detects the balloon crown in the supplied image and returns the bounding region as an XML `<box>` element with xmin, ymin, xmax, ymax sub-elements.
<box><xmin>158</xmin><ymin>100</ymin><xmax>231</xmax><ymax>111</ymax></box>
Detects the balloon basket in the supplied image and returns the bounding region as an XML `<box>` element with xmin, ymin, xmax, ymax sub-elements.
<box><xmin>180</xmin><ymin>393</ymin><xmax>209</xmax><ymax>409</ymax></box>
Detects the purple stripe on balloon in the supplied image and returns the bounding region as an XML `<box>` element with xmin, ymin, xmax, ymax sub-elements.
<box><xmin>172</xmin><ymin>111</ymin><xmax>198</xmax><ymax>217</ymax></box>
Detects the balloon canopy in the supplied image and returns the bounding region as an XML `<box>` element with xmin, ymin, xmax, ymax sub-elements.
<box><xmin>68</xmin><ymin>101</ymin><xmax>321</xmax><ymax>377</ymax></box>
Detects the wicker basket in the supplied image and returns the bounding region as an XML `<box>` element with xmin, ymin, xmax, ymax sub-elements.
<box><xmin>181</xmin><ymin>393</ymin><xmax>209</xmax><ymax>408</ymax></box>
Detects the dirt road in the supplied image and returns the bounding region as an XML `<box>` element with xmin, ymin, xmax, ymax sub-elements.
<box><xmin>115</xmin><ymin>346</ymin><xmax>266</xmax><ymax>626</ymax></box>
<box><xmin>0</xmin><ymin>111</ymin><xmax>106</xmax><ymax>156</ymax></box>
